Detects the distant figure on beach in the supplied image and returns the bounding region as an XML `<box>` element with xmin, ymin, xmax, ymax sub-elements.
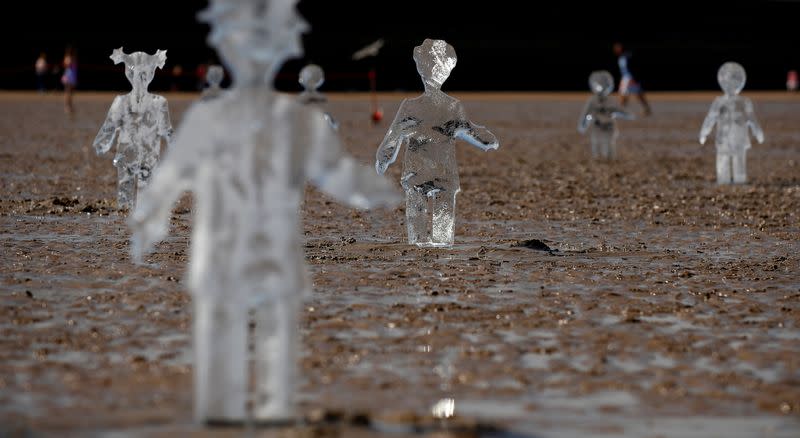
<box><xmin>376</xmin><ymin>38</ymin><xmax>499</xmax><ymax>247</ymax></box>
<box><xmin>129</xmin><ymin>0</ymin><xmax>398</xmax><ymax>425</ymax></box>
<box><xmin>578</xmin><ymin>70</ymin><xmax>634</xmax><ymax>159</ymax></box>
<box><xmin>613</xmin><ymin>42</ymin><xmax>651</xmax><ymax>116</ymax></box>
<box><xmin>61</xmin><ymin>46</ymin><xmax>78</xmax><ymax>113</ymax></box>
<box><xmin>170</xmin><ymin>64</ymin><xmax>184</xmax><ymax>91</ymax></box>
<box><xmin>699</xmin><ymin>62</ymin><xmax>764</xmax><ymax>185</ymax></box>
<box><xmin>297</xmin><ymin>64</ymin><xmax>338</xmax><ymax>130</ymax></box>
<box><xmin>195</xmin><ymin>62</ymin><xmax>209</xmax><ymax>91</ymax></box>
<box><xmin>200</xmin><ymin>64</ymin><xmax>224</xmax><ymax>101</ymax></box>
<box><xmin>35</xmin><ymin>52</ymin><xmax>48</xmax><ymax>92</ymax></box>
<box><xmin>787</xmin><ymin>70</ymin><xmax>798</xmax><ymax>92</ymax></box>
<box><xmin>93</xmin><ymin>48</ymin><xmax>173</xmax><ymax>210</ymax></box>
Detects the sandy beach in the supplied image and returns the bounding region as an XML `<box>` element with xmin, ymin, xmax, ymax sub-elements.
<box><xmin>1</xmin><ymin>91</ymin><xmax>798</xmax><ymax>437</ymax></box>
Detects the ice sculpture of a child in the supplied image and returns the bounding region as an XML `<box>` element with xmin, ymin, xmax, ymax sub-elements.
<box><xmin>128</xmin><ymin>0</ymin><xmax>399</xmax><ymax>425</ymax></box>
<box><xmin>699</xmin><ymin>62</ymin><xmax>764</xmax><ymax>184</ymax></box>
<box><xmin>578</xmin><ymin>70</ymin><xmax>634</xmax><ymax>159</ymax></box>
<box><xmin>200</xmin><ymin>65</ymin><xmax>225</xmax><ymax>101</ymax></box>
<box><xmin>375</xmin><ymin>39</ymin><xmax>499</xmax><ymax>247</ymax></box>
<box><xmin>93</xmin><ymin>48</ymin><xmax>173</xmax><ymax>210</ymax></box>
<box><xmin>298</xmin><ymin>64</ymin><xmax>338</xmax><ymax>130</ymax></box>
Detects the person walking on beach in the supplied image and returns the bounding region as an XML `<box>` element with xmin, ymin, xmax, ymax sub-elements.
<box><xmin>61</xmin><ymin>46</ymin><xmax>78</xmax><ymax>114</ymax></box>
<box><xmin>35</xmin><ymin>52</ymin><xmax>48</xmax><ymax>92</ymax></box>
<box><xmin>613</xmin><ymin>42</ymin><xmax>651</xmax><ymax>116</ymax></box>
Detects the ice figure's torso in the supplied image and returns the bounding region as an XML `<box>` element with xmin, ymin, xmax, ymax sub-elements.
<box><xmin>399</xmin><ymin>94</ymin><xmax>463</xmax><ymax>196</ymax></box>
<box><xmin>114</xmin><ymin>93</ymin><xmax>169</xmax><ymax>164</ymax></box>
<box><xmin>200</xmin><ymin>86</ymin><xmax>224</xmax><ymax>101</ymax></box>
<box><xmin>587</xmin><ymin>96</ymin><xmax>618</xmax><ymax>133</ymax></box>
<box><xmin>186</xmin><ymin>90</ymin><xmax>318</xmax><ymax>302</ymax></box>
<box><xmin>715</xmin><ymin>96</ymin><xmax>751</xmax><ymax>153</ymax></box>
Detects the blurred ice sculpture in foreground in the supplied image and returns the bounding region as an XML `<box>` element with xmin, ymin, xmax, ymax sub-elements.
<box><xmin>578</xmin><ymin>70</ymin><xmax>634</xmax><ymax>159</ymax></box>
<box><xmin>200</xmin><ymin>64</ymin><xmax>225</xmax><ymax>101</ymax></box>
<box><xmin>375</xmin><ymin>39</ymin><xmax>499</xmax><ymax>247</ymax></box>
<box><xmin>699</xmin><ymin>62</ymin><xmax>764</xmax><ymax>184</ymax></box>
<box><xmin>93</xmin><ymin>47</ymin><xmax>172</xmax><ymax>210</ymax></box>
<box><xmin>298</xmin><ymin>64</ymin><xmax>338</xmax><ymax>130</ymax></box>
<box><xmin>128</xmin><ymin>0</ymin><xmax>399</xmax><ymax>425</ymax></box>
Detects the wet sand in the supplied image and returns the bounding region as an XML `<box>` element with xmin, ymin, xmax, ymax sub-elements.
<box><xmin>1</xmin><ymin>91</ymin><xmax>799</xmax><ymax>437</ymax></box>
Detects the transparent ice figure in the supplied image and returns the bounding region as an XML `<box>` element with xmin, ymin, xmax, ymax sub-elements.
<box><xmin>128</xmin><ymin>0</ymin><xmax>400</xmax><ymax>425</ymax></box>
<box><xmin>375</xmin><ymin>39</ymin><xmax>499</xmax><ymax>247</ymax></box>
<box><xmin>93</xmin><ymin>48</ymin><xmax>173</xmax><ymax>210</ymax></box>
<box><xmin>578</xmin><ymin>70</ymin><xmax>634</xmax><ymax>159</ymax></box>
<box><xmin>699</xmin><ymin>62</ymin><xmax>764</xmax><ymax>184</ymax></box>
<box><xmin>298</xmin><ymin>64</ymin><xmax>338</xmax><ymax>130</ymax></box>
<box><xmin>200</xmin><ymin>65</ymin><xmax>225</xmax><ymax>101</ymax></box>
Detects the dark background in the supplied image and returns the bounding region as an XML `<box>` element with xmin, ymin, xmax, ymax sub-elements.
<box><xmin>3</xmin><ymin>0</ymin><xmax>799</xmax><ymax>92</ymax></box>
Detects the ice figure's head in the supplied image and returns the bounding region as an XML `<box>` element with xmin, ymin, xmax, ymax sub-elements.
<box><xmin>589</xmin><ymin>70</ymin><xmax>614</xmax><ymax>96</ymax></box>
<box><xmin>111</xmin><ymin>47</ymin><xmax>167</xmax><ymax>91</ymax></box>
<box><xmin>206</xmin><ymin>65</ymin><xmax>224</xmax><ymax>86</ymax></box>
<box><xmin>413</xmin><ymin>39</ymin><xmax>457</xmax><ymax>90</ymax></box>
<box><xmin>199</xmin><ymin>0</ymin><xmax>309</xmax><ymax>81</ymax></box>
<box><xmin>718</xmin><ymin>62</ymin><xmax>746</xmax><ymax>95</ymax></box>
<box><xmin>299</xmin><ymin>64</ymin><xmax>324</xmax><ymax>91</ymax></box>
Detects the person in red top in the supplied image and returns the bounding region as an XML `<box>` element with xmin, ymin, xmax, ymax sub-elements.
<box><xmin>787</xmin><ymin>70</ymin><xmax>798</xmax><ymax>92</ymax></box>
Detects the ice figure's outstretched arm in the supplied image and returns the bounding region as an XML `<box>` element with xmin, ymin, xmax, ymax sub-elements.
<box><xmin>128</xmin><ymin>107</ymin><xmax>203</xmax><ymax>263</ymax></box>
<box><xmin>699</xmin><ymin>98</ymin><xmax>721</xmax><ymax>144</ymax></box>
<box><xmin>449</xmin><ymin>102</ymin><xmax>499</xmax><ymax>151</ymax></box>
<box><xmin>376</xmin><ymin>100</ymin><xmax>416</xmax><ymax>174</ymax></box>
<box><xmin>577</xmin><ymin>98</ymin><xmax>593</xmax><ymax>134</ymax></box>
<box><xmin>745</xmin><ymin>98</ymin><xmax>764</xmax><ymax>144</ymax></box>
<box><xmin>310</xmin><ymin>112</ymin><xmax>401</xmax><ymax>209</ymax></box>
<box><xmin>611</xmin><ymin>105</ymin><xmax>635</xmax><ymax>121</ymax></box>
<box><xmin>157</xmin><ymin>97</ymin><xmax>174</xmax><ymax>147</ymax></box>
<box><xmin>93</xmin><ymin>96</ymin><xmax>123</xmax><ymax>155</ymax></box>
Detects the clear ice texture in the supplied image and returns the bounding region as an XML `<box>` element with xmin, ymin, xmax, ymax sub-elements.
<box><xmin>298</xmin><ymin>64</ymin><xmax>338</xmax><ymax>130</ymax></box>
<box><xmin>577</xmin><ymin>70</ymin><xmax>634</xmax><ymax>159</ymax></box>
<box><xmin>375</xmin><ymin>39</ymin><xmax>499</xmax><ymax>247</ymax></box>
<box><xmin>128</xmin><ymin>0</ymin><xmax>400</xmax><ymax>425</ymax></box>
<box><xmin>699</xmin><ymin>62</ymin><xmax>764</xmax><ymax>184</ymax></box>
<box><xmin>93</xmin><ymin>48</ymin><xmax>173</xmax><ymax>210</ymax></box>
<box><xmin>200</xmin><ymin>65</ymin><xmax>225</xmax><ymax>101</ymax></box>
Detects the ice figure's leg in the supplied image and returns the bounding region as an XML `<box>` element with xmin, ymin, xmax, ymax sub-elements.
<box><xmin>253</xmin><ymin>296</ymin><xmax>299</xmax><ymax>422</ymax></box>
<box><xmin>716</xmin><ymin>153</ymin><xmax>732</xmax><ymax>184</ymax></box>
<box><xmin>193</xmin><ymin>296</ymin><xmax>248</xmax><ymax>424</ymax></box>
<box><xmin>405</xmin><ymin>189</ymin><xmax>431</xmax><ymax>245</ymax></box>
<box><xmin>432</xmin><ymin>192</ymin><xmax>457</xmax><ymax>247</ymax></box>
<box><xmin>116</xmin><ymin>163</ymin><xmax>137</xmax><ymax>210</ymax></box>
<box><xmin>590</xmin><ymin>133</ymin><xmax>600</xmax><ymax>158</ymax></box>
<box><xmin>135</xmin><ymin>153</ymin><xmax>157</xmax><ymax>204</ymax></box>
<box><xmin>733</xmin><ymin>152</ymin><xmax>747</xmax><ymax>184</ymax></box>
<box><xmin>600</xmin><ymin>136</ymin><xmax>611</xmax><ymax>159</ymax></box>
<box><xmin>137</xmin><ymin>152</ymin><xmax>158</xmax><ymax>188</ymax></box>
<box><xmin>608</xmin><ymin>130</ymin><xmax>618</xmax><ymax>160</ymax></box>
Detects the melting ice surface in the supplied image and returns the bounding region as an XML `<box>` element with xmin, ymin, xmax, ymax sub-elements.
<box><xmin>577</xmin><ymin>70</ymin><xmax>634</xmax><ymax>160</ymax></box>
<box><xmin>93</xmin><ymin>48</ymin><xmax>173</xmax><ymax>211</ymax></box>
<box><xmin>298</xmin><ymin>64</ymin><xmax>338</xmax><ymax>130</ymax></box>
<box><xmin>699</xmin><ymin>62</ymin><xmax>764</xmax><ymax>184</ymax></box>
<box><xmin>376</xmin><ymin>39</ymin><xmax>499</xmax><ymax>248</ymax></box>
<box><xmin>128</xmin><ymin>0</ymin><xmax>399</xmax><ymax>425</ymax></box>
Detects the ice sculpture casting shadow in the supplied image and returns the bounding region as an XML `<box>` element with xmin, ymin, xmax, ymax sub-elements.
<box><xmin>376</xmin><ymin>39</ymin><xmax>499</xmax><ymax>247</ymax></box>
<box><xmin>93</xmin><ymin>48</ymin><xmax>173</xmax><ymax>211</ymax></box>
<box><xmin>128</xmin><ymin>0</ymin><xmax>399</xmax><ymax>425</ymax></box>
<box><xmin>699</xmin><ymin>62</ymin><xmax>764</xmax><ymax>184</ymax></box>
<box><xmin>298</xmin><ymin>64</ymin><xmax>338</xmax><ymax>130</ymax></box>
<box><xmin>200</xmin><ymin>64</ymin><xmax>225</xmax><ymax>101</ymax></box>
<box><xmin>578</xmin><ymin>70</ymin><xmax>634</xmax><ymax>160</ymax></box>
